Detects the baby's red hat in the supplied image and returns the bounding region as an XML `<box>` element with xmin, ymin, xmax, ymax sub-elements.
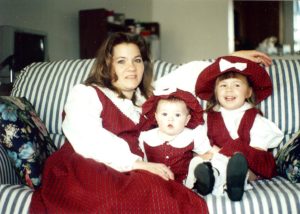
<box><xmin>195</xmin><ymin>56</ymin><xmax>273</xmax><ymax>104</ymax></box>
<box><xmin>142</xmin><ymin>88</ymin><xmax>204</xmax><ymax>129</ymax></box>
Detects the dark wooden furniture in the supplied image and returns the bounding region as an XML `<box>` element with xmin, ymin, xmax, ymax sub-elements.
<box><xmin>0</xmin><ymin>83</ymin><xmax>13</xmax><ymax>96</ymax></box>
<box><xmin>234</xmin><ymin>1</ymin><xmax>279</xmax><ymax>50</ymax></box>
<box><xmin>79</xmin><ymin>8</ymin><xmax>128</xmax><ymax>59</ymax></box>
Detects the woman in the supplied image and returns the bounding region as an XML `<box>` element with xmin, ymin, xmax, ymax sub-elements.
<box><xmin>29</xmin><ymin>32</ymin><xmax>271</xmax><ymax>213</ymax></box>
<box><xmin>30</xmin><ymin>32</ymin><xmax>208</xmax><ymax>213</ymax></box>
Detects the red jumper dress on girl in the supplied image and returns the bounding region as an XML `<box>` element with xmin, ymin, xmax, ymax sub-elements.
<box><xmin>207</xmin><ymin>108</ymin><xmax>277</xmax><ymax>178</ymax></box>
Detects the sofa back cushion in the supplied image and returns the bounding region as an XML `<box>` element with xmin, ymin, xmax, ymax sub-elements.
<box><xmin>258</xmin><ymin>59</ymin><xmax>300</xmax><ymax>153</ymax></box>
<box><xmin>11</xmin><ymin>59</ymin><xmax>94</xmax><ymax>148</ymax></box>
<box><xmin>10</xmin><ymin>58</ymin><xmax>300</xmax><ymax>154</ymax></box>
<box><xmin>10</xmin><ymin>59</ymin><xmax>177</xmax><ymax>149</ymax></box>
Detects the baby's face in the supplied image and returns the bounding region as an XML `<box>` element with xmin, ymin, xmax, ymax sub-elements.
<box><xmin>155</xmin><ymin>99</ymin><xmax>191</xmax><ymax>138</ymax></box>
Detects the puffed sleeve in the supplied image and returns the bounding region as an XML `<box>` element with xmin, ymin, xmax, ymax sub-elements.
<box><xmin>250</xmin><ymin>114</ymin><xmax>284</xmax><ymax>150</ymax></box>
<box><xmin>62</xmin><ymin>84</ymin><xmax>142</xmax><ymax>172</ymax></box>
<box><xmin>192</xmin><ymin>125</ymin><xmax>212</xmax><ymax>155</ymax></box>
<box><xmin>153</xmin><ymin>61</ymin><xmax>212</xmax><ymax>95</ymax></box>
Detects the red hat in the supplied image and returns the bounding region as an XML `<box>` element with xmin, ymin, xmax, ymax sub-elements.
<box><xmin>195</xmin><ymin>56</ymin><xmax>273</xmax><ymax>104</ymax></box>
<box><xmin>142</xmin><ymin>88</ymin><xmax>204</xmax><ymax>129</ymax></box>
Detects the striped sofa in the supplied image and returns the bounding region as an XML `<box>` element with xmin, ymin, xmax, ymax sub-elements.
<box><xmin>1</xmin><ymin>58</ymin><xmax>300</xmax><ymax>214</ymax></box>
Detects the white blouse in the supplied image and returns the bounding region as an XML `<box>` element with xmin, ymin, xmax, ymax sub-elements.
<box><xmin>154</xmin><ymin>61</ymin><xmax>212</xmax><ymax>95</ymax></box>
<box><xmin>62</xmin><ymin>61</ymin><xmax>212</xmax><ymax>172</ymax></box>
<box><xmin>139</xmin><ymin>126</ymin><xmax>212</xmax><ymax>161</ymax></box>
<box><xmin>204</xmin><ymin>103</ymin><xmax>284</xmax><ymax>150</ymax></box>
<box><xmin>62</xmin><ymin>84</ymin><xmax>144</xmax><ymax>172</ymax></box>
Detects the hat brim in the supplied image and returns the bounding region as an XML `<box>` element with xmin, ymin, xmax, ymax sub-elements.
<box><xmin>195</xmin><ymin>56</ymin><xmax>273</xmax><ymax>104</ymax></box>
<box><xmin>142</xmin><ymin>89</ymin><xmax>204</xmax><ymax>129</ymax></box>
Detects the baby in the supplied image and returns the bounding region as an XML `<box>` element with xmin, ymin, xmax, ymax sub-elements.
<box><xmin>139</xmin><ymin>88</ymin><xmax>213</xmax><ymax>185</ymax></box>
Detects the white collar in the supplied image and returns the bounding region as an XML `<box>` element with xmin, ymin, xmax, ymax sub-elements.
<box><xmin>143</xmin><ymin>128</ymin><xmax>194</xmax><ymax>147</ymax></box>
<box><xmin>98</xmin><ymin>87</ymin><xmax>146</xmax><ymax>124</ymax></box>
<box><xmin>218</xmin><ymin>102</ymin><xmax>253</xmax><ymax>114</ymax></box>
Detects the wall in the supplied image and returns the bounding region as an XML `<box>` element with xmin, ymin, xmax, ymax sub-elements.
<box><xmin>152</xmin><ymin>0</ymin><xmax>232</xmax><ymax>63</ymax></box>
<box><xmin>0</xmin><ymin>0</ymin><xmax>231</xmax><ymax>64</ymax></box>
<box><xmin>0</xmin><ymin>0</ymin><xmax>152</xmax><ymax>61</ymax></box>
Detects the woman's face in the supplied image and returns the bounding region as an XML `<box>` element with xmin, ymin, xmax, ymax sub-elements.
<box><xmin>111</xmin><ymin>43</ymin><xmax>144</xmax><ymax>99</ymax></box>
<box><xmin>215</xmin><ymin>74</ymin><xmax>252</xmax><ymax>110</ymax></box>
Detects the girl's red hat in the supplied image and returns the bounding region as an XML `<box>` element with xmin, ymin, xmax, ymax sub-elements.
<box><xmin>142</xmin><ymin>88</ymin><xmax>204</xmax><ymax>129</ymax></box>
<box><xmin>195</xmin><ymin>56</ymin><xmax>273</xmax><ymax>104</ymax></box>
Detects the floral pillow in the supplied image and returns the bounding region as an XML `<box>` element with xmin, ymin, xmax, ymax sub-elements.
<box><xmin>0</xmin><ymin>96</ymin><xmax>57</xmax><ymax>189</ymax></box>
<box><xmin>276</xmin><ymin>131</ymin><xmax>300</xmax><ymax>183</ymax></box>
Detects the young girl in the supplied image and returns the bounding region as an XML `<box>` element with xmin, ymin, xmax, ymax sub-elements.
<box><xmin>139</xmin><ymin>88</ymin><xmax>213</xmax><ymax>185</ymax></box>
<box><xmin>194</xmin><ymin>56</ymin><xmax>284</xmax><ymax>201</ymax></box>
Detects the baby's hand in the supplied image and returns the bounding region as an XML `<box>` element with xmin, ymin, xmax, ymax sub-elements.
<box><xmin>198</xmin><ymin>151</ymin><xmax>214</xmax><ymax>160</ymax></box>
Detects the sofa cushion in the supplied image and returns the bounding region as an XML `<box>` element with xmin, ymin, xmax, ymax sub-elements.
<box><xmin>0</xmin><ymin>144</ymin><xmax>21</xmax><ymax>184</ymax></box>
<box><xmin>11</xmin><ymin>59</ymin><xmax>94</xmax><ymax>149</ymax></box>
<box><xmin>10</xmin><ymin>59</ymin><xmax>178</xmax><ymax>149</ymax></box>
<box><xmin>258</xmin><ymin>59</ymin><xmax>300</xmax><ymax>156</ymax></box>
<box><xmin>0</xmin><ymin>96</ymin><xmax>57</xmax><ymax>189</ymax></box>
<box><xmin>276</xmin><ymin>130</ymin><xmax>300</xmax><ymax>183</ymax></box>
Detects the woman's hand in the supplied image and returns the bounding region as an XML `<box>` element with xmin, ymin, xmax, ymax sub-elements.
<box><xmin>132</xmin><ymin>160</ymin><xmax>174</xmax><ymax>181</ymax></box>
<box><xmin>231</xmin><ymin>50</ymin><xmax>272</xmax><ymax>67</ymax></box>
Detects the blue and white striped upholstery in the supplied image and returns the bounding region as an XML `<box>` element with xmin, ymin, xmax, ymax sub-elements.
<box><xmin>204</xmin><ymin>176</ymin><xmax>300</xmax><ymax>214</ymax></box>
<box><xmin>11</xmin><ymin>59</ymin><xmax>94</xmax><ymax>149</ymax></box>
<box><xmin>0</xmin><ymin>58</ymin><xmax>299</xmax><ymax>214</ymax></box>
<box><xmin>153</xmin><ymin>59</ymin><xmax>179</xmax><ymax>80</ymax></box>
<box><xmin>0</xmin><ymin>145</ymin><xmax>20</xmax><ymax>185</ymax></box>
<box><xmin>0</xmin><ymin>184</ymin><xmax>33</xmax><ymax>214</ymax></box>
<box><xmin>259</xmin><ymin>59</ymin><xmax>300</xmax><ymax>155</ymax></box>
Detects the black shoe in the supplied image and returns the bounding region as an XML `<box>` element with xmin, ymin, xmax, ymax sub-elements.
<box><xmin>226</xmin><ymin>153</ymin><xmax>248</xmax><ymax>201</ymax></box>
<box><xmin>194</xmin><ymin>162</ymin><xmax>215</xmax><ymax>196</ymax></box>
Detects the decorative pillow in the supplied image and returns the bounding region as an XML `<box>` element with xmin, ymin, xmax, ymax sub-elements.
<box><xmin>0</xmin><ymin>96</ymin><xmax>57</xmax><ymax>189</ymax></box>
<box><xmin>276</xmin><ymin>131</ymin><xmax>300</xmax><ymax>183</ymax></box>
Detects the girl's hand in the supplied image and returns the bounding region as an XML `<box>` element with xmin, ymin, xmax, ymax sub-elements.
<box><xmin>211</xmin><ymin>145</ymin><xmax>221</xmax><ymax>153</ymax></box>
<box><xmin>132</xmin><ymin>160</ymin><xmax>174</xmax><ymax>181</ymax></box>
<box><xmin>231</xmin><ymin>50</ymin><xmax>272</xmax><ymax>67</ymax></box>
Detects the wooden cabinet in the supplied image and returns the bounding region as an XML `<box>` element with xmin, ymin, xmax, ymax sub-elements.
<box><xmin>0</xmin><ymin>83</ymin><xmax>13</xmax><ymax>96</ymax></box>
<box><xmin>79</xmin><ymin>8</ymin><xmax>128</xmax><ymax>59</ymax></box>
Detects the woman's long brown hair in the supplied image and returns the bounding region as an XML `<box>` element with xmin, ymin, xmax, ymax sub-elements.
<box><xmin>85</xmin><ymin>32</ymin><xmax>153</xmax><ymax>104</ymax></box>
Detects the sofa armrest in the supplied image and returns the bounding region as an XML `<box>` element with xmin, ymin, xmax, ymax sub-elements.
<box><xmin>0</xmin><ymin>184</ymin><xmax>33</xmax><ymax>213</ymax></box>
<box><xmin>0</xmin><ymin>144</ymin><xmax>21</xmax><ymax>185</ymax></box>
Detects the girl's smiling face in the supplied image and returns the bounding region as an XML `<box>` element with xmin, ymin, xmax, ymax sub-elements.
<box><xmin>215</xmin><ymin>73</ymin><xmax>253</xmax><ymax>110</ymax></box>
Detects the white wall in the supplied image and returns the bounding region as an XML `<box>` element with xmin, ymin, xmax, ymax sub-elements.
<box><xmin>0</xmin><ymin>0</ymin><xmax>232</xmax><ymax>63</ymax></box>
<box><xmin>0</xmin><ymin>0</ymin><xmax>152</xmax><ymax>61</ymax></box>
<box><xmin>152</xmin><ymin>0</ymin><xmax>232</xmax><ymax>64</ymax></box>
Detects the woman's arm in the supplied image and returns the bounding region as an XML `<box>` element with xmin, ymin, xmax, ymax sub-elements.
<box><xmin>231</xmin><ymin>50</ymin><xmax>272</xmax><ymax>67</ymax></box>
<box><xmin>62</xmin><ymin>84</ymin><xmax>141</xmax><ymax>172</ymax></box>
<box><xmin>154</xmin><ymin>50</ymin><xmax>271</xmax><ymax>94</ymax></box>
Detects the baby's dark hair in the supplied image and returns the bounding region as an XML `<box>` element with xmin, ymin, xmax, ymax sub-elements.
<box><xmin>157</xmin><ymin>97</ymin><xmax>191</xmax><ymax>113</ymax></box>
